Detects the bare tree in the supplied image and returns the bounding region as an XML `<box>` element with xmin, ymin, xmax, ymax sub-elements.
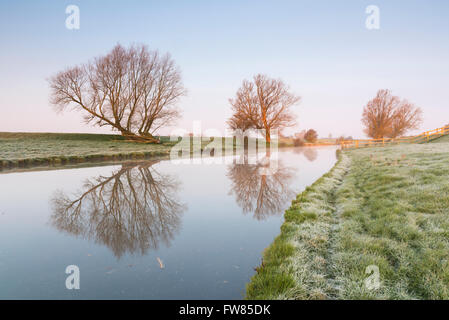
<box><xmin>49</xmin><ymin>44</ymin><xmax>186</xmax><ymax>143</ymax></box>
<box><xmin>228</xmin><ymin>74</ymin><xmax>300</xmax><ymax>142</ymax></box>
<box><xmin>362</xmin><ymin>89</ymin><xmax>422</xmax><ymax>139</ymax></box>
<box><xmin>292</xmin><ymin>130</ymin><xmax>306</xmax><ymax>146</ymax></box>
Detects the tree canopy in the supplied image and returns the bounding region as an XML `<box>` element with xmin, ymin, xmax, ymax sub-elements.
<box><xmin>228</xmin><ymin>74</ymin><xmax>300</xmax><ymax>142</ymax></box>
<box><xmin>304</xmin><ymin>129</ymin><xmax>318</xmax><ymax>143</ymax></box>
<box><xmin>362</xmin><ymin>89</ymin><xmax>422</xmax><ymax>139</ymax></box>
<box><xmin>49</xmin><ymin>44</ymin><xmax>186</xmax><ymax>143</ymax></box>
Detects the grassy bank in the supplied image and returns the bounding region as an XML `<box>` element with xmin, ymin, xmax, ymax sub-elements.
<box><xmin>246</xmin><ymin>141</ymin><xmax>449</xmax><ymax>299</ymax></box>
<box><xmin>0</xmin><ymin>132</ymin><xmax>292</xmax><ymax>171</ymax></box>
<box><xmin>0</xmin><ymin>133</ymin><xmax>174</xmax><ymax>170</ymax></box>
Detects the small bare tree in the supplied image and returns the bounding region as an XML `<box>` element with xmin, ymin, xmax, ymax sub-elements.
<box><xmin>293</xmin><ymin>131</ymin><xmax>306</xmax><ymax>146</ymax></box>
<box><xmin>49</xmin><ymin>44</ymin><xmax>186</xmax><ymax>143</ymax></box>
<box><xmin>228</xmin><ymin>74</ymin><xmax>300</xmax><ymax>142</ymax></box>
<box><xmin>362</xmin><ymin>89</ymin><xmax>422</xmax><ymax>139</ymax></box>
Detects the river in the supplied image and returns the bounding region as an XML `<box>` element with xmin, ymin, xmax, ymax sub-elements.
<box><xmin>0</xmin><ymin>146</ymin><xmax>337</xmax><ymax>299</ymax></box>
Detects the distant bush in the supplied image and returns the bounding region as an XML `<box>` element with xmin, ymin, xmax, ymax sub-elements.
<box><xmin>293</xmin><ymin>131</ymin><xmax>306</xmax><ymax>146</ymax></box>
<box><xmin>304</xmin><ymin>129</ymin><xmax>318</xmax><ymax>143</ymax></box>
<box><xmin>293</xmin><ymin>138</ymin><xmax>305</xmax><ymax>147</ymax></box>
<box><xmin>336</xmin><ymin>136</ymin><xmax>353</xmax><ymax>144</ymax></box>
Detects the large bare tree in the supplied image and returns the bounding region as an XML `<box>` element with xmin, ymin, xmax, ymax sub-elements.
<box><xmin>49</xmin><ymin>44</ymin><xmax>186</xmax><ymax>143</ymax></box>
<box><xmin>362</xmin><ymin>89</ymin><xmax>422</xmax><ymax>139</ymax></box>
<box><xmin>228</xmin><ymin>74</ymin><xmax>300</xmax><ymax>142</ymax></box>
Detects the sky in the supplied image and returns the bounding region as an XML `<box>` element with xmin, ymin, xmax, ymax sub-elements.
<box><xmin>0</xmin><ymin>0</ymin><xmax>448</xmax><ymax>138</ymax></box>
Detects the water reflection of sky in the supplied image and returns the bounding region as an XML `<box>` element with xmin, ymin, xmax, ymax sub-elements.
<box><xmin>0</xmin><ymin>147</ymin><xmax>336</xmax><ymax>299</ymax></box>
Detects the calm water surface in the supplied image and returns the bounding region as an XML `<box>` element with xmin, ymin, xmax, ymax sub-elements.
<box><xmin>0</xmin><ymin>147</ymin><xmax>337</xmax><ymax>299</ymax></box>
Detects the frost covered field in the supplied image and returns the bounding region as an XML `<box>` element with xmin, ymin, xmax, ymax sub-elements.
<box><xmin>0</xmin><ymin>133</ymin><xmax>174</xmax><ymax>169</ymax></box>
<box><xmin>247</xmin><ymin>139</ymin><xmax>449</xmax><ymax>299</ymax></box>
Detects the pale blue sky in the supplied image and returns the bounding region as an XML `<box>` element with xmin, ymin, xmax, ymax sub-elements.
<box><xmin>1</xmin><ymin>0</ymin><xmax>448</xmax><ymax>138</ymax></box>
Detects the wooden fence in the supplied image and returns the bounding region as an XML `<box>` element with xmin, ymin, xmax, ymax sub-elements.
<box><xmin>341</xmin><ymin>124</ymin><xmax>449</xmax><ymax>149</ymax></box>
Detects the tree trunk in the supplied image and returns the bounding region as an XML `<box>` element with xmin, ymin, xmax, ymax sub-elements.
<box><xmin>265</xmin><ymin>130</ymin><xmax>271</xmax><ymax>144</ymax></box>
<box><xmin>120</xmin><ymin>131</ymin><xmax>160</xmax><ymax>144</ymax></box>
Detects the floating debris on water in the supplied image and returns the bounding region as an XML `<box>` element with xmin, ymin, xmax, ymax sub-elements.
<box><xmin>157</xmin><ymin>257</ymin><xmax>164</xmax><ymax>269</ymax></box>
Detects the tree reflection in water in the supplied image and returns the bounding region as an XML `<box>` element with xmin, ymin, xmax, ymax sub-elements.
<box><xmin>227</xmin><ymin>155</ymin><xmax>295</xmax><ymax>220</ymax></box>
<box><xmin>50</xmin><ymin>161</ymin><xmax>185</xmax><ymax>258</ymax></box>
<box><xmin>293</xmin><ymin>147</ymin><xmax>318</xmax><ymax>162</ymax></box>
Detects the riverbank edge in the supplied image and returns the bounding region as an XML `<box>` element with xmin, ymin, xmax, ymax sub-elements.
<box><xmin>245</xmin><ymin>149</ymin><xmax>350</xmax><ymax>299</ymax></box>
<box><xmin>0</xmin><ymin>149</ymin><xmax>172</xmax><ymax>173</ymax></box>
<box><xmin>0</xmin><ymin>140</ymin><xmax>313</xmax><ymax>173</ymax></box>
